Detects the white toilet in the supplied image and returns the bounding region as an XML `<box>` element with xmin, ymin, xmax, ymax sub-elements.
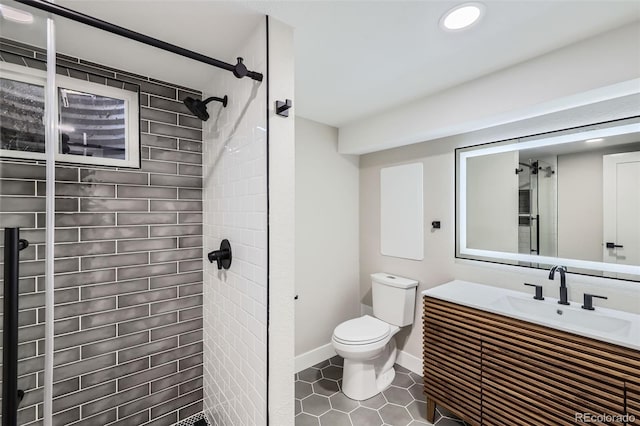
<box><xmin>332</xmin><ymin>273</ymin><xmax>418</xmax><ymax>401</ymax></box>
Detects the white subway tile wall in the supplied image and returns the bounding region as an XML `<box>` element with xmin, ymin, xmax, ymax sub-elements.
<box><xmin>0</xmin><ymin>38</ymin><xmax>204</xmax><ymax>425</ymax></box>
<box><xmin>202</xmin><ymin>21</ymin><xmax>268</xmax><ymax>426</ymax></box>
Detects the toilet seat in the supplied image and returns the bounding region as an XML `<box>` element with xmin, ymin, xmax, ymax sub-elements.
<box><xmin>333</xmin><ymin>315</ymin><xmax>390</xmax><ymax>345</ymax></box>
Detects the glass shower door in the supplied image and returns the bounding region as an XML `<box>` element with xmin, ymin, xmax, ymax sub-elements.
<box><xmin>0</xmin><ymin>1</ymin><xmax>53</xmax><ymax>424</ymax></box>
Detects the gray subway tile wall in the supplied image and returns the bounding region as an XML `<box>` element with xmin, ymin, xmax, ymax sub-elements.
<box><xmin>0</xmin><ymin>38</ymin><xmax>204</xmax><ymax>425</ymax></box>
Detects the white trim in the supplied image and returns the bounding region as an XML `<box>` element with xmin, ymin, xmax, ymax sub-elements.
<box><xmin>603</xmin><ymin>151</ymin><xmax>640</xmax><ymax>279</ymax></box>
<box><xmin>0</xmin><ymin>60</ymin><xmax>47</xmax><ymax>84</ymax></box>
<box><xmin>396</xmin><ymin>350</ymin><xmax>423</xmax><ymax>377</ymax></box>
<box><xmin>295</xmin><ymin>343</ymin><xmax>337</xmax><ymax>373</ymax></box>
<box><xmin>294</xmin><ymin>340</ymin><xmax>425</xmax><ymax>378</ymax></box>
<box><xmin>0</xmin><ymin>61</ymin><xmax>140</xmax><ymax>168</ymax></box>
<box><xmin>458</xmin><ymin>120</ymin><xmax>640</xmax><ymax>277</ymax></box>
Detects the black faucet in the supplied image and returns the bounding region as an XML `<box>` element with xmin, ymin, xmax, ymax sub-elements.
<box><xmin>581</xmin><ymin>293</ymin><xmax>608</xmax><ymax>311</ymax></box>
<box><xmin>549</xmin><ymin>265</ymin><xmax>569</xmax><ymax>305</ymax></box>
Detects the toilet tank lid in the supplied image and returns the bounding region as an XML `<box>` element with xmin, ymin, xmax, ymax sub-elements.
<box><xmin>371</xmin><ymin>273</ymin><xmax>418</xmax><ymax>289</ymax></box>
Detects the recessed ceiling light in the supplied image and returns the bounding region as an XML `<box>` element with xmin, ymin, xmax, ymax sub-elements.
<box><xmin>0</xmin><ymin>4</ymin><xmax>33</xmax><ymax>24</ymax></box>
<box><xmin>440</xmin><ymin>3</ymin><xmax>484</xmax><ymax>31</ymax></box>
<box><xmin>585</xmin><ymin>138</ymin><xmax>604</xmax><ymax>143</ymax></box>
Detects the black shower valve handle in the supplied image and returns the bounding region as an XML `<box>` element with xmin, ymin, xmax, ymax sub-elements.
<box><xmin>208</xmin><ymin>239</ymin><xmax>232</xmax><ymax>270</ymax></box>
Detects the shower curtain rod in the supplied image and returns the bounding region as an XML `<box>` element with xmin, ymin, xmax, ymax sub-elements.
<box><xmin>14</xmin><ymin>0</ymin><xmax>264</xmax><ymax>82</ymax></box>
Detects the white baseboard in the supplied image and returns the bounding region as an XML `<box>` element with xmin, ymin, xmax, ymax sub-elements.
<box><xmin>396</xmin><ymin>350</ymin><xmax>423</xmax><ymax>377</ymax></box>
<box><xmin>296</xmin><ymin>343</ymin><xmax>422</xmax><ymax>378</ymax></box>
<box><xmin>295</xmin><ymin>343</ymin><xmax>337</xmax><ymax>373</ymax></box>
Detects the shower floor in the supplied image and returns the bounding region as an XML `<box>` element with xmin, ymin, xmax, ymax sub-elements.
<box><xmin>177</xmin><ymin>413</ymin><xmax>210</xmax><ymax>426</ymax></box>
<box><xmin>294</xmin><ymin>356</ymin><xmax>468</xmax><ymax>426</ymax></box>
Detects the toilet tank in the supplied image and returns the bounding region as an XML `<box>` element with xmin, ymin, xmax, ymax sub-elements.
<box><xmin>371</xmin><ymin>273</ymin><xmax>419</xmax><ymax>327</ymax></box>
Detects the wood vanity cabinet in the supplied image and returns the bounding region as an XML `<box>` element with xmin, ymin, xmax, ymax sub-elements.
<box><xmin>628</xmin><ymin>381</ymin><xmax>640</xmax><ymax>426</ymax></box>
<box><xmin>423</xmin><ymin>296</ymin><xmax>640</xmax><ymax>426</ymax></box>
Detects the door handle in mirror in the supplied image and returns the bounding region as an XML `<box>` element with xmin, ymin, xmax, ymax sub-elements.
<box><xmin>605</xmin><ymin>242</ymin><xmax>623</xmax><ymax>249</ymax></box>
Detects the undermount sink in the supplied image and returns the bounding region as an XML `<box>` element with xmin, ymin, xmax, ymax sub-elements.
<box><xmin>490</xmin><ymin>294</ymin><xmax>632</xmax><ymax>337</ymax></box>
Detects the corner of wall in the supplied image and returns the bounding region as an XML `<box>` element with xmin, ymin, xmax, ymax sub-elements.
<box><xmin>267</xmin><ymin>16</ymin><xmax>296</xmax><ymax>426</ymax></box>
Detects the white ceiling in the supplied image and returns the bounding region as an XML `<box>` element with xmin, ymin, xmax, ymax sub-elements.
<box><xmin>54</xmin><ymin>0</ymin><xmax>265</xmax><ymax>91</ymax></box>
<box><xmin>5</xmin><ymin>0</ymin><xmax>639</xmax><ymax>128</ymax></box>
<box><xmin>253</xmin><ymin>1</ymin><xmax>640</xmax><ymax>127</ymax></box>
<box><xmin>56</xmin><ymin>0</ymin><xmax>264</xmax><ymax>63</ymax></box>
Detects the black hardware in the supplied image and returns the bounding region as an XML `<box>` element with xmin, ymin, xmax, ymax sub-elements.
<box><xmin>605</xmin><ymin>242</ymin><xmax>623</xmax><ymax>249</ymax></box>
<box><xmin>581</xmin><ymin>293</ymin><xmax>608</xmax><ymax>311</ymax></box>
<box><xmin>3</xmin><ymin>228</ymin><xmax>28</xmax><ymax>426</ymax></box>
<box><xmin>534</xmin><ymin>214</ymin><xmax>540</xmax><ymax>256</ymax></box>
<box><xmin>208</xmin><ymin>239</ymin><xmax>232</xmax><ymax>270</ymax></box>
<box><xmin>183</xmin><ymin>95</ymin><xmax>228</xmax><ymax>122</ymax></box>
<box><xmin>549</xmin><ymin>265</ymin><xmax>570</xmax><ymax>305</ymax></box>
<box><xmin>515</xmin><ymin>168</ymin><xmax>523</xmax><ymax>175</ymax></box>
<box><xmin>231</xmin><ymin>57</ymin><xmax>263</xmax><ymax>81</ymax></box>
<box><xmin>276</xmin><ymin>99</ymin><xmax>292</xmax><ymax>117</ymax></box>
<box><xmin>523</xmin><ymin>283</ymin><xmax>544</xmax><ymax>300</ymax></box>
<box><xmin>431</xmin><ymin>221</ymin><xmax>441</xmax><ymax>229</ymax></box>
<box><xmin>294</xmin><ymin>295</ymin><xmax>299</xmax><ymax>300</ymax></box>
<box><xmin>14</xmin><ymin>0</ymin><xmax>263</xmax><ymax>82</ymax></box>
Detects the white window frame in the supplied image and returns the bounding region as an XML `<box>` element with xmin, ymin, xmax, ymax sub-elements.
<box><xmin>0</xmin><ymin>61</ymin><xmax>140</xmax><ymax>168</ymax></box>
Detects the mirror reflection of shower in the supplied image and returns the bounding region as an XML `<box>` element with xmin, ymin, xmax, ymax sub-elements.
<box><xmin>517</xmin><ymin>157</ymin><xmax>558</xmax><ymax>267</ymax></box>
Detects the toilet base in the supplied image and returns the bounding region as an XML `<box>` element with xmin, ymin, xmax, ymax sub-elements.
<box><xmin>376</xmin><ymin>365</ymin><xmax>395</xmax><ymax>392</ymax></box>
<box><xmin>341</xmin><ymin>339</ymin><xmax>397</xmax><ymax>401</ymax></box>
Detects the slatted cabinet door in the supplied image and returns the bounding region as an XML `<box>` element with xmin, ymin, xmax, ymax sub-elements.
<box><xmin>423</xmin><ymin>297</ymin><xmax>482</xmax><ymax>425</ymax></box>
<box><xmin>628</xmin><ymin>382</ymin><xmax>640</xmax><ymax>426</ymax></box>
<box><xmin>482</xmin><ymin>342</ymin><xmax>625</xmax><ymax>426</ymax></box>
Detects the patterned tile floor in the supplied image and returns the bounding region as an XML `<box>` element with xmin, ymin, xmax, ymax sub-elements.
<box><xmin>295</xmin><ymin>356</ymin><xmax>467</xmax><ymax>426</ymax></box>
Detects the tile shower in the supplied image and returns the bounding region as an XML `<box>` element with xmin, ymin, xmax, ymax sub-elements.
<box><xmin>1</xmin><ymin>38</ymin><xmax>205</xmax><ymax>425</ymax></box>
<box><xmin>202</xmin><ymin>20</ymin><xmax>268</xmax><ymax>426</ymax></box>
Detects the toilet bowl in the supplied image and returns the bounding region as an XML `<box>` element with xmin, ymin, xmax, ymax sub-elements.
<box><xmin>332</xmin><ymin>315</ymin><xmax>400</xmax><ymax>400</ymax></box>
<box><xmin>331</xmin><ymin>272</ymin><xmax>418</xmax><ymax>401</ymax></box>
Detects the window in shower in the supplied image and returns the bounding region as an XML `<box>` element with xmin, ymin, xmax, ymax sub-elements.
<box><xmin>0</xmin><ymin>61</ymin><xmax>140</xmax><ymax>168</ymax></box>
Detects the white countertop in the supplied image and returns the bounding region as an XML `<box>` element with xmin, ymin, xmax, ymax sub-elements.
<box><xmin>423</xmin><ymin>280</ymin><xmax>640</xmax><ymax>351</ymax></box>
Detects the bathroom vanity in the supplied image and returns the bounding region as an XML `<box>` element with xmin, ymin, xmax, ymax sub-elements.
<box><xmin>422</xmin><ymin>281</ymin><xmax>640</xmax><ymax>426</ymax></box>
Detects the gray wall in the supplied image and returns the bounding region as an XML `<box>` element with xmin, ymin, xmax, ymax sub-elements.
<box><xmin>0</xmin><ymin>39</ymin><xmax>203</xmax><ymax>426</ymax></box>
<box><xmin>359</xmin><ymin>122</ymin><xmax>640</xmax><ymax>367</ymax></box>
<box><xmin>294</xmin><ymin>117</ymin><xmax>360</xmax><ymax>359</ymax></box>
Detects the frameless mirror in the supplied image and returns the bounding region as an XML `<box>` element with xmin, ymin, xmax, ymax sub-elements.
<box><xmin>456</xmin><ymin>116</ymin><xmax>640</xmax><ymax>281</ymax></box>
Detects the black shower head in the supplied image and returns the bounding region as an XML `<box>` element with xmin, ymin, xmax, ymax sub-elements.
<box><xmin>183</xmin><ymin>95</ymin><xmax>228</xmax><ymax>121</ymax></box>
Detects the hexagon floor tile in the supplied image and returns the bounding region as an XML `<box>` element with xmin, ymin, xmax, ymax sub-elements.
<box><xmin>295</xmin><ymin>357</ymin><xmax>468</xmax><ymax>425</ymax></box>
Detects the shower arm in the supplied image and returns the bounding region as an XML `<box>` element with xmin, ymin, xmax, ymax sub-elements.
<box><xmin>203</xmin><ymin>96</ymin><xmax>227</xmax><ymax>106</ymax></box>
<box><xmin>14</xmin><ymin>0</ymin><xmax>264</xmax><ymax>82</ymax></box>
